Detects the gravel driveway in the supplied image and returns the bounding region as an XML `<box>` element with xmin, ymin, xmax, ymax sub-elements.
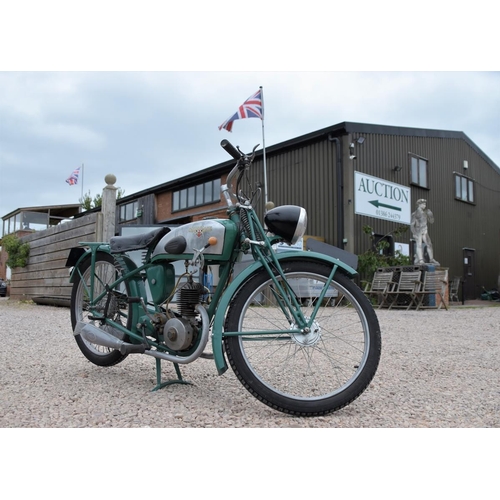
<box><xmin>1</xmin><ymin>298</ymin><xmax>499</xmax><ymax>428</ymax></box>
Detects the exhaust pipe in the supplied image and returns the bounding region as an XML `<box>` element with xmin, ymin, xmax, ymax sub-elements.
<box><xmin>74</xmin><ymin>303</ymin><xmax>209</xmax><ymax>362</ymax></box>
<box><xmin>75</xmin><ymin>321</ymin><xmax>146</xmax><ymax>354</ymax></box>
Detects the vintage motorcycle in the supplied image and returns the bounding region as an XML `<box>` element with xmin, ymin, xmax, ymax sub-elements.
<box><xmin>66</xmin><ymin>139</ymin><xmax>381</xmax><ymax>416</ymax></box>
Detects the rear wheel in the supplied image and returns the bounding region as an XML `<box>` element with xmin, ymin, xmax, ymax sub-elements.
<box><xmin>71</xmin><ymin>252</ymin><xmax>132</xmax><ymax>367</ymax></box>
<box><xmin>224</xmin><ymin>260</ymin><xmax>381</xmax><ymax>416</ymax></box>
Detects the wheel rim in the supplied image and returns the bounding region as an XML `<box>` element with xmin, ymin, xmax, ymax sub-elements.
<box><xmin>235</xmin><ymin>272</ymin><xmax>371</xmax><ymax>400</ymax></box>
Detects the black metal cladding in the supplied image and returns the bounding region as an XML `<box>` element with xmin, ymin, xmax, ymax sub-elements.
<box><xmin>247</xmin><ymin>139</ymin><xmax>338</xmax><ymax>245</ymax></box>
<box><xmin>244</xmin><ymin>124</ymin><xmax>499</xmax><ymax>293</ymax></box>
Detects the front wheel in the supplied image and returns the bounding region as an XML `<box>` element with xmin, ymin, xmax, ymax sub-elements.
<box><xmin>224</xmin><ymin>260</ymin><xmax>381</xmax><ymax>416</ymax></box>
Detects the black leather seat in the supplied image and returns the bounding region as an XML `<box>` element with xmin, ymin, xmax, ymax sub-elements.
<box><xmin>109</xmin><ymin>226</ymin><xmax>170</xmax><ymax>254</ymax></box>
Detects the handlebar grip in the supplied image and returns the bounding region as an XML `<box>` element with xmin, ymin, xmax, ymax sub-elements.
<box><xmin>220</xmin><ymin>139</ymin><xmax>241</xmax><ymax>160</ymax></box>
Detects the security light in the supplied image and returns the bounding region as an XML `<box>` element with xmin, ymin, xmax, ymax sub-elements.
<box><xmin>349</xmin><ymin>143</ymin><xmax>356</xmax><ymax>160</ymax></box>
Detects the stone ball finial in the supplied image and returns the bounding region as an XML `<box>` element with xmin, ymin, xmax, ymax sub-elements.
<box><xmin>105</xmin><ymin>174</ymin><xmax>116</xmax><ymax>186</ymax></box>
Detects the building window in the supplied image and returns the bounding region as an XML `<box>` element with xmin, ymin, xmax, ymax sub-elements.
<box><xmin>172</xmin><ymin>178</ymin><xmax>221</xmax><ymax>212</ymax></box>
<box><xmin>454</xmin><ymin>174</ymin><xmax>475</xmax><ymax>204</ymax></box>
<box><xmin>410</xmin><ymin>154</ymin><xmax>428</xmax><ymax>188</ymax></box>
<box><xmin>119</xmin><ymin>201</ymin><xmax>139</xmax><ymax>222</ymax></box>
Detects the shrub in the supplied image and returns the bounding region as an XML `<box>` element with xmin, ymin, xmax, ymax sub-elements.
<box><xmin>2</xmin><ymin>234</ymin><xmax>30</xmax><ymax>268</ymax></box>
<box><xmin>357</xmin><ymin>225</ymin><xmax>411</xmax><ymax>282</ymax></box>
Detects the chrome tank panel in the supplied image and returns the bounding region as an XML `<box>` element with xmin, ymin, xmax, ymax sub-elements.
<box><xmin>152</xmin><ymin>219</ymin><xmax>236</xmax><ymax>258</ymax></box>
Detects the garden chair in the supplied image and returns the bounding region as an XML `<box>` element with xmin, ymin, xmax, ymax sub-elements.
<box><xmin>384</xmin><ymin>270</ymin><xmax>422</xmax><ymax>310</ymax></box>
<box><xmin>363</xmin><ymin>271</ymin><xmax>394</xmax><ymax>308</ymax></box>
<box><xmin>415</xmin><ymin>270</ymin><xmax>449</xmax><ymax>310</ymax></box>
<box><xmin>449</xmin><ymin>276</ymin><xmax>460</xmax><ymax>303</ymax></box>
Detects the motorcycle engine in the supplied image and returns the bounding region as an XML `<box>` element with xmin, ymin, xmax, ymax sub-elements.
<box><xmin>162</xmin><ymin>280</ymin><xmax>204</xmax><ymax>351</ymax></box>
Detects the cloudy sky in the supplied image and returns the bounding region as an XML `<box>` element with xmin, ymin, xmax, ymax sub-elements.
<box><xmin>1</xmin><ymin>2</ymin><xmax>499</xmax><ymax>224</ymax></box>
<box><xmin>1</xmin><ymin>0</ymin><xmax>496</xmax><ymax>488</ymax></box>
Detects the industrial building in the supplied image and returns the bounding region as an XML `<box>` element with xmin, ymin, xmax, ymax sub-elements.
<box><xmin>112</xmin><ymin>121</ymin><xmax>500</xmax><ymax>300</ymax></box>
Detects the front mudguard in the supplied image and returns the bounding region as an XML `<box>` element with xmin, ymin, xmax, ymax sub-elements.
<box><xmin>211</xmin><ymin>249</ymin><xmax>358</xmax><ymax>375</ymax></box>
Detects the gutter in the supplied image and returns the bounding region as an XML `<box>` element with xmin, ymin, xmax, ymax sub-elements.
<box><xmin>328</xmin><ymin>134</ymin><xmax>344</xmax><ymax>249</ymax></box>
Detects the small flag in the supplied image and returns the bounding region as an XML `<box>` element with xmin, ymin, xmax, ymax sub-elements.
<box><xmin>66</xmin><ymin>166</ymin><xmax>80</xmax><ymax>186</ymax></box>
<box><xmin>219</xmin><ymin>89</ymin><xmax>263</xmax><ymax>132</ymax></box>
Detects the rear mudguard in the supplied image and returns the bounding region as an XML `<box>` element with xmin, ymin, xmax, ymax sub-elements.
<box><xmin>211</xmin><ymin>248</ymin><xmax>358</xmax><ymax>374</ymax></box>
<box><xmin>66</xmin><ymin>243</ymin><xmax>110</xmax><ymax>283</ymax></box>
<box><xmin>67</xmin><ymin>244</ymin><xmax>148</xmax><ymax>340</ymax></box>
<box><xmin>67</xmin><ymin>243</ymin><xmax>147</xmax><ymax>301</ymax></box>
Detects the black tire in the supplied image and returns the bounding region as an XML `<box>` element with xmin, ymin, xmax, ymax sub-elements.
<box><xmin>70</xmin><ymin>252</ymin><xmax>132</xmax><ymax>367</ymax></box>
<box><xmin>224</xmin><ymin>260</ymin><xmax>381</xmax><ymax>416</ymax></box>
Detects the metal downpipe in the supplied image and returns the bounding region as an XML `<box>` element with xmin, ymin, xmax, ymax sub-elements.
<box><xmin>328</xmin><ymin>134</ymin><xmax>345</xmax><ymax>250</ymax></box>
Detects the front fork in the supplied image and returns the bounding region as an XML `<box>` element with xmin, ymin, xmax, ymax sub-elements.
<box><xmin>249</xmin><ymin>243</ymin><xmax>338</xmax><ymax>330</ymax></box>
<box><xmin>241</xmin><ymin>201</ymin><xmax>337</xmax><ymax>331</ymax></box>
<box><xmin>210</xmin><ymin>209</ymin><xmax>340</xmax><ymax>374</ymax></box>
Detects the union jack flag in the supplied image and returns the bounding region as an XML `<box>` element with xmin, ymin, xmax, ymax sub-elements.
<box><xmin>219</xmin><ymin>88</ymin><xmax>263</xmax><ymax>132</ymax></box>
<box><xmin>66</xmin><ymin>166</ymin><xmax>80</xmax><ymax>186</ymax></box>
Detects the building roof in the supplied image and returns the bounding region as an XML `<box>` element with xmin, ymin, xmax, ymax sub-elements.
<box><xmin>2</xmin><ymin>204</ymin><xmax>82</xmax><ymax>221</ymax></box>
<box><xmin>114</xmin><ymin>121</ymin><xmax>500</xmax><ymax>205</ymax></box>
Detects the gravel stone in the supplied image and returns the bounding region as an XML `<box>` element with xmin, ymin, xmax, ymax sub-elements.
<box><xmin>1</xmin><ymin>298</ymin><xmax>499</xmax><ymax>428</ymax></box>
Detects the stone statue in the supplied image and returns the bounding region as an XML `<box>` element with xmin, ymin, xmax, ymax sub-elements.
<box><xmin>410</xmin><ymin>199</ymin><xmax>440</xmax><ymax>266</ymax></box>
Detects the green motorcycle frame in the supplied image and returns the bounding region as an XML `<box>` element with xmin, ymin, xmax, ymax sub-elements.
<box><xmin>67</xmin><ymin>140</ymin><xmax>381</xmax><ymax>416</ymax></box>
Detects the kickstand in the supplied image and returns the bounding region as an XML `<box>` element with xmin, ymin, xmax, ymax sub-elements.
<box><xmin>152</xmin><ymin>358</ymin><xmax>193</xmax><ymax>392</ymax></box>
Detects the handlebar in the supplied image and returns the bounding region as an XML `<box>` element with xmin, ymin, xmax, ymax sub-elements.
<box><xmin>220</xmin><ymin>140</ymin><xmax>259</xmax><ymax>164</ymax></box>
<box><xmin>220</xmin><ymin>140</ymin><xmax>260</xmax><ymax>207</ymax></box>
<box><xmin>220</xmin><ymin>139</ymin><xmax>241</xmax><ymax>160</ymax></box>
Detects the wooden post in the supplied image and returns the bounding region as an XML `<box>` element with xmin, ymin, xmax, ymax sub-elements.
<box><xmin>101</xmin><ymin>174</ymin><xmax>117</xmax><ymax>242</ymax></box>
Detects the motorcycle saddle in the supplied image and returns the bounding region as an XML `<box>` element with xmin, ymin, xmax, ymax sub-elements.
<box><xmin>109</xmin><ymin>226</ymin><xmax>170</xmax><ymax>254</ymax></box>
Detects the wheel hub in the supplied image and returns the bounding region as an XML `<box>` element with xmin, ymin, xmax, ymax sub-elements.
<box><xmin>291</xmin><ymin>318</ymin><xmax>321</xmax><ymax>346</ymax></box>
<box><xmin>163</xmin><ymin>317</ymin><xmax>194</xmax><ymax>350</ymax></box>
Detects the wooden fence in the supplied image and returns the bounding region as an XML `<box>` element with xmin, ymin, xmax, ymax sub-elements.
<box><xmin>9</xmin><ymin>212</ymin><xmax>101</xmax><ymax>302</ymax></box>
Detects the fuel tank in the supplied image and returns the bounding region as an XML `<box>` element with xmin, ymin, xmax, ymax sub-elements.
<box><xmin>151</xmin><ymin>219</ymin><xmax>239</xmax><ymax>262</ymax></box>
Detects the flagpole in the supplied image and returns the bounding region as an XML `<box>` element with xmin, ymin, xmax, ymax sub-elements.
<box><xmin>81</xmin><ymin>163</ymin><xmax>84</xmax><ymax>203</ymax></box>
<box><xmin>260</xmin><ymin>86</ymin><xmax>269</xmax><ymax>208</ymax></box>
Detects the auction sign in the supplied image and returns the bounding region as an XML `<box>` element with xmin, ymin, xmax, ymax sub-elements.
<box><xmin>354</xmin><ymin>171</ymin><xmax>411</xmax><ymax>224</ymax></box>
